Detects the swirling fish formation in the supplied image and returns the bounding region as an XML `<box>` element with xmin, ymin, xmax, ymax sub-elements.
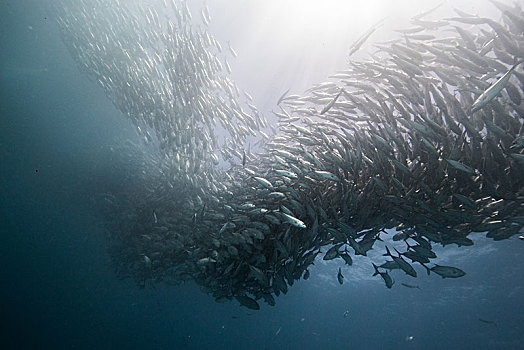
<box><xmin>55</xmin><ymin>0</ymin><xmax>523</xmax><ymax>310</ymax></box>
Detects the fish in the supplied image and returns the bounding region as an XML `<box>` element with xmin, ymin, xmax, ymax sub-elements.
<box><xmin>340</xmin><ymin>252</ymin><xmax>353</xmax><ymax>266</ymax></box>
<box><xmin>253</xmin><ymin>176</ymin><xmax>273</xmax><ymax>189</ymax></box>
<box><xmin>385</xmin><ymin>246</ymin><xmax>417</xmax><ymax>277</ymax></box>
<box><xmin>401</xmin><ymin>283</ymin><xmax>420</xmax><ymax>289</ymax></box>
<box><xmin>313</xmin><ymin>171</ymin><xmax>340</xmax><ymax>181</ymax></box>
<box><xmin>423</xmin><ymin>264</ymin><xmax>466</xmax><ymax>278</ymax></box>
<box><xmin>348</xmin><ymin>17</ymin><xmax>386</xmax><ymax>57</ymax></box>
<box><xmin>472</xmin><ymin>61</ymin><xmax>523</xmax><ymax>112</ymax></box>
<box><xmin>412</xmin><ymin>2</ymin><xmax>443</xmax><ymax>20</ymax></box>
<box><xmin>262</xmin><ymin>293</ymin><xmax>276</xmax><ymax>306</ymax></box>
<box><xmin>327</xmin><ymin>228</ymin><xmax>347</xmax><ymax>244</ymax></box>
<box><xmin>337</xmin><ymin>267</ymin><xmax>344</xmax><ymax>285</ymax></box>
<box><xmin>249</xmin><ymin>265</ymin><xmax>269</xmax><ymax>286</ymax></box>
<box><xmin>379</xmin><ymin>260</ymin><xmax>400</xmax><ymax>270</ymax></box>
<box><xmin>235</xmin><ymin>295</ymin><xmax>260</xmax><ymax>310</ymax></box>
<box><xmin>320</xmin><ymin>88</ymin><xmax>344</xmax><ymax>115</ymax></box>
<box><xmin>277</xmin><ymin>88</ymin><xmax>291</xmax><ymax>105</ymax></box>
<box><xmin>227</xmin><ymin>41</ymin><xmax>238</xmax><ymax>58</ymax></box>
<box><xmin>406</xmin><ymin>242</ymin><xmax>437</xmax><ymax>258</ymax></box>
<box><xmin>478</xmin><ymin>318</ymin><xmax>497</xmax><ymax>326</ymax></box>
<box><xmin>445</xmin><ymin>159</ymin><xmax>477</xmax><ymax>176</ymax></box>
<box><xmin>143</xmin><ymin>254</ymin><xmax>151</xmax><ymax>270</ymax></box>
<box><xmin>323</xmin><ymin>245</ymin><xmax>341</xmax><ymax>260</ymax></box>
<box><xmin>372</xmin><ymin>263</ymin><xmax>394</xmax><ymax>289</ymax></box>
<box><xmin>274</xmin><ymin>169</ymin><xmax>298</xmax><ymax>179</ymax></box>
<box><xmin>280</xmin><ymin>212</ymin><xmax>306</xmax><ymax>228</ymax></box>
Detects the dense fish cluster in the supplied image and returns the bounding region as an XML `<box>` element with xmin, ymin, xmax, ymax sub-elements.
<box><xmin>55</xmin><ymin>0</ymin><xmax>523</xmax><ymax>310</ymax></box>
<box><xmin>55</xmin><ymin>0</ymin><xmax>268</xmax><ymax>188</ymax></box>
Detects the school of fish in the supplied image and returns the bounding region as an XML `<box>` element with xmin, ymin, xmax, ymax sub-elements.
<box><xmin>54</xmin><ymin>0</ymin><xmax>524</xmax><ymax>310</ymax></box>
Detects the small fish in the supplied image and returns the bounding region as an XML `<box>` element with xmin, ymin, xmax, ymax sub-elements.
<box><xmin>277</xmin><ymin>88</ymin><xmax>291</xmax><ymax>105</ymax></box>
<box><xmin>478</xmin><ymin>318</ymin><xmax>497</xmax><ymax>326</ymax></box>
<box><xmin>261</xmin><ymin>293</ymin><xmax>275</xmax><ymax>307</ymax></box>
<box><xmin>320</xmin><ymin>88</ymin><xmax>344</xmax><ymax>115</ymax></box>
<box><xmin>274</xmin><ymin>169</ymin><xmax>298</xmax><ymax>179</ymax></box>
<box><xmin>235</xmin><ymin>295</ymin><xmax>260</xmax><ymax>310</ymax></box>
<box><xmin>143</xmin><ymin>255</ymin><xmax>151</xmax><ymax>270</ymax></box>
<box><xmin>445</xmin><ymin>159</ymin><xmax>476</xmax><ymax>176</ymax></box>
<box><xmin>314</xmin><ymin>170</ymin><xmax>340</xmax><ymax>181</ymax></box>
<box><xmin>327</xmin><ymin>228</ymin><xmax>347</xmax><ymax>244</ymax></box>
<box><xmin>412</xmin><ymin>2</ymin><xmax>443</xmax><ymax>20</ymax></box>
<box><xmin>280</xmin><ymin>212</ymin><xmax>307</xmax><ymax>229</ymax></box>
<box><xmin>253</xmin><ymin>176</ymin><xmax>273</xmax><ymax>189</ymax></box>
<box><xmin>348</xmin><ymin>17</ymin><xmax>386</xmax><ymax>57</ymax></box>
<box><xmin>379</xmin><ymin>260</ymin><xmax>400</xmax><ymax>270</ymax></box>
<box><xmin>340</xmin><ymin>252</ymin><xmax>353</xmax><ymax>266</ymax></box>
<box><xmin>249</xmin><ymin>265</ymin><xmax>269</xmax><ymax>286</ymax></box>
<box><xmin>337</xmin><ymin>267</ymin><xmax>344</xmax><ymax>285</ymax></box>
<box><xmin>192</xmin><ymin>212</ymin><xmax>197</xmax><ymax>225</ymax></box>
<box><xmin>472</xmin><ymin>60</ymin><xmax>523</xmax><ymax>112</ymax></box>
<box><xmin>401</xmin><ymin>283</ymin><xmax>420</xmax><ymax>289</ymax></box>
<box><xmin>423</xmin><ymin>264</ymin><xmax>466</xmax><ymax>278</ymax></box>
<box><xmin>323</xmin><ymin>245</ymin><xmax>340</xmax><ymax>260</ymax></box>
<box><xmin>385</xmin><ymin>246</ymin><xmax>417</xmax><ymax>277</ymax></box>
<box><xmin>227</xmin><ymin>40</ymin><xmax>238</xmax><ymax>57</ymax></box>
<box><xmin>372</xmin><ymin>263</ymin><xmax>394</xmax><ymax>289</ymax></box>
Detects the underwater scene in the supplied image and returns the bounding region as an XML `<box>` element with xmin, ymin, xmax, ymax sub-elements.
<box><xmin>1</xmin><ymin>0</ymin><xmax>524</xmax><ymax>349</ymax></box>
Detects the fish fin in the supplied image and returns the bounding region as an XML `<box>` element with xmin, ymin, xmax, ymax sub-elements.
<box><xmin>385</xmin><ymin>246</ymin><xmax>392</xmax><ymax>257</ymax></box>
<box><xmin>421</xmin><ymin>263</ymin><xmax>431</xmax><ymax>275</ymax></box>
<box><xmin>372</xmin><ymin>263</ymin><xmax>379</xmax><ymax>276</ymax></box>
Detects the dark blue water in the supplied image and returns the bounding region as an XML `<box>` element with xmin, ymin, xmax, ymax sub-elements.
<box><xmin>1</xmin><ymin>1</ymin><xmax>523</xmax><ymax>349</ymax></box>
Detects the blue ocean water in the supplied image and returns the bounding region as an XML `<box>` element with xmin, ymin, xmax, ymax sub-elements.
<box><xmin>1</xmin><ymin>1</ymin><xmax>523</xmax><ymax>349</ymax></box>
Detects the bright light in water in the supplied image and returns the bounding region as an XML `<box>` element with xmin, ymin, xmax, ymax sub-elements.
<box><xmin>268</xmin><ymin>0</ymin><xmax>383</xmax><ymax>34</ymax></box>
<box><xmin>208</xmin><ymin>0</ymin><xmax>398</xmax><ymax>105</ymax></box>
<box><xmin>205</xmin><ymin>0</ymin><xmax>496</xmax><ymax>108</ymax></box>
